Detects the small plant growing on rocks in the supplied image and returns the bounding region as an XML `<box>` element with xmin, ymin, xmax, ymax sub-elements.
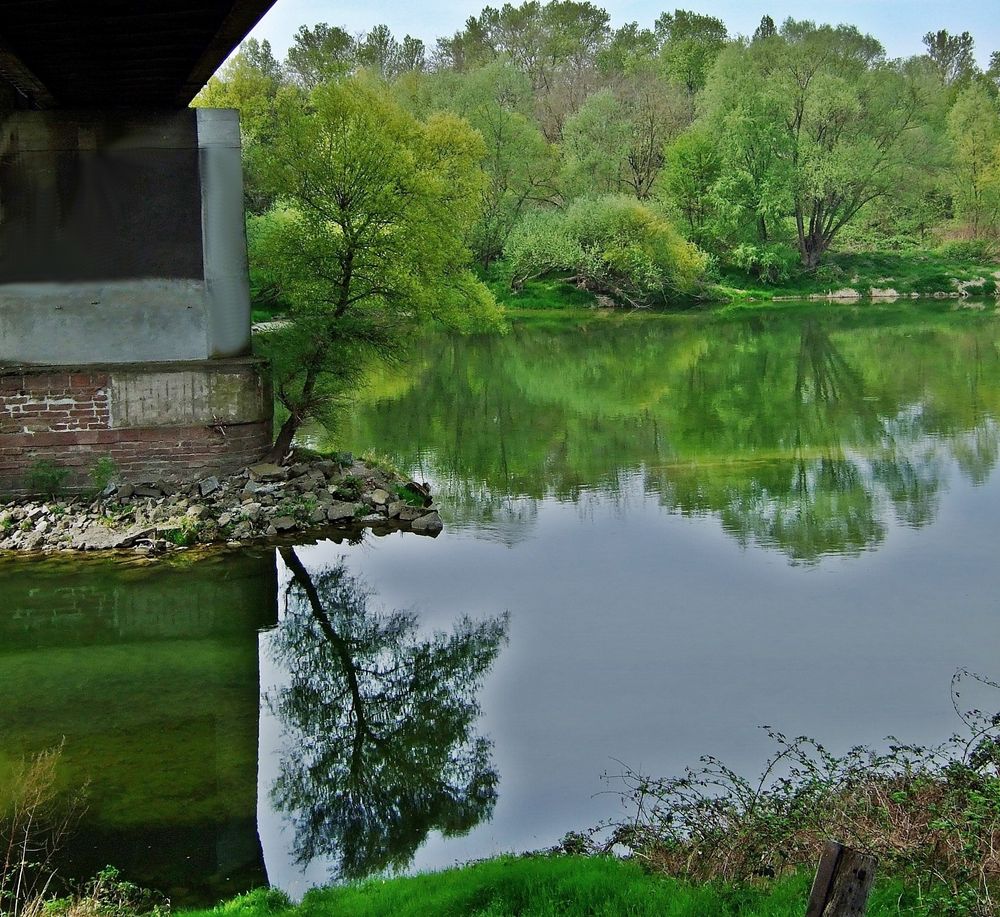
<box><xmin>87</xmin><ymin>458</ymin><xmax>120</xmax><ymax>496</ymax></box>
<box><xmin>25</xmin><ymin>461</ymin><xmax>68</xmax><ymax>498</ymax></box>
<box><xmin>395</xmin><ymin>483</ymin><xmax>429</xmax><ymax>507</ymax></box>
<box><xmin>334</xmin><ymin>475</ymin><xmax>363</xmax><ymax>502</ymax></box>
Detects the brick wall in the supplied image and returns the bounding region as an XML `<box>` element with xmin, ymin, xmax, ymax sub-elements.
<box><xmin>0</xmin><ymin>359</ymin><xmax>272</xmax><ymax>495</ymax></box>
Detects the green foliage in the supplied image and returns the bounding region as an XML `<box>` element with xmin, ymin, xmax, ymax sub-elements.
<box><xmin>88</xmin><ymin>458</ymin><xmax>119</xmax><ymax>495</ymax></box>
<box><xmin>923</xmin><ymin>29</ymin><xmax>977</xmax><ymax>87</ymax></box>
<box><xmin>946</xmin><ymin>85</ymin><xmax>1000</xmax><ymax>239</ymax></box>
<box><xmin>696</xmin><ymin>20</ymin><xmax>927</xmax><ymax>268</ymax></box>
<box><xmin>729</xmin><ymin>243</ymin><xmax>798</xmax><ymax>284</ymax></box>
<box><xmin>251</xmin><ymin>76</ymin><xmax>504</xmax><ymax>455</ymax></box>
<box><xmin>937</xmin><ymin>239</ymin><xmax>998</xmax><ymax>261</ymax></box>
<box><xmin>561</xmin><ymin>70</ymin><xmax>687</xmax><ymax>200</ymax></box>
<box><xmin>441</xmin><ymin>60</ymin><xmax>560</xmax><ymax>268</ymax></box>
<box><xmin>602</xmin><ymin>670</ymin><xmax>1000</xmax><ymax>914</ymax></box>
<box><xmin>655</xmin><ymin>9</ymin><xmax>728</xmax><ymax>95</ymax></box>
<box><xmin>160</xmin><ymin>521</ymin><xmax>200</xmax><ymax>548</ymax></box>
<box><xmin>204</xmin><ymin>4</ymin><xmax>1000</xmax><ymax>302</ymax></box>
<box><xmin>657</xmin><ymin>128</ymin><xmax>721</xmax><ymax>243</ymax></box>
<box><xmin>25</xmin><ymin>461</ymin><xmax>69</xmax><ymax>498</ymax></box>
<box><xmin>506</xmin><ymin>196</ymin><xmax>708</xmax><ymax>305</ymax></box>
<box><xmin>48</xmin><ymin>866</ymin><xmax>170</xmax><ymax>917</ymax></box>
<box><xmin>394</xmin><ymin>484</ymin><xmax>427</xmax><ymax>507</ymax></box>
<box><xmin>332</xmin><ymin>476</ymin><xmax>363</xmax><ymax>502</ymax></box>
<box><xmin>489</xmin><ymin>273</ymin><xmax>598</xmax><ymax>311</ymax></box>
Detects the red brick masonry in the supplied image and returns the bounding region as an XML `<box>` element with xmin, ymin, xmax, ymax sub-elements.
<box><xmin>0</xmin><ymin>359</ymin><xmax>272</xmax><ymax>494</ymax></box>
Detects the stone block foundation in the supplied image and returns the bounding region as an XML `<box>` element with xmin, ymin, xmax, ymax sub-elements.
<box><xmin>0</xmin><ymin>358</ymin><xmax>272</xmax><ymax>495</ymax></box>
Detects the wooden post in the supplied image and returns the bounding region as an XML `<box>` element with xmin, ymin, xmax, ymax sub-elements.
<box><xmin>805</xmin><ymin>841</ymin><xmax>876</xmax><ymax>917</ymax></box>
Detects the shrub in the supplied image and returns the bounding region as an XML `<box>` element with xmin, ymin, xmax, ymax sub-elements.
<box><xmin>87</xmin><ymin>458</ymin><xmax>119</xmax><ymax>495</ymax></box>
<box><xmin>601</xmin><ymin>669</ymin><xmax>1000</xmax><ymax>916</ymax></box>
<box><xmin>730</xmin><ymin>243</ymin><xmax>799</xmax><ymax>284</ymax></box>
<box><xmin>505</xmin><ymin>196</ymin><xmax>709</xmax><ymax>306</ymax></box>
<box><xmin>333</xmin><ymin>475</ymin><xmax>363</xmax><ymax>502</ymax></box>
<box><xmin>937</xmin><ymin>239</ymin><xmax>998</xmax><ymax>263</ymax></box>
<box><xmin>25</xmin><ymin>461</ymin><xmax>69</xmax><ymax>497</ymax></box>
<box><xmin>504</xmin><ymin>209</ymin><xmax>580</xmax><ymax>290</ymax></box>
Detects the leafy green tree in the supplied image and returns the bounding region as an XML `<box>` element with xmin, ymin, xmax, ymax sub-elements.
<box><xmin>435</xmin><ymin>1</ymin><xmax>611</xmax><ymax>137</ymax></box>
<box><xmin>923</xmin><ymin>29</ymin><xmax>977</xmax><ymax>87</ymax></box>
<box><xmin>989</xmin><ymin>51</ymin><xmax>1000</xmax><ymax>92</ymax></box>
<box><xmin>271</xmin><ymin>548</ymin><xmax>507</xmax><ymax>878</ymax></box>
<box><xmin>655</xmin><ymin>9</ymin><xmax>728</xmax><ymax>96</ymax></box>
<box><xmin>696</xmin><ymin>45</ymin><xmax>792</xmax><ymax>247</ymax></box>
<box><xmin>196</xmin><ymin>39</ymin><xmax>285</xmax><ymax>213</ymax></box>
<box><xmin>700</xmin><ymin>21</ymin><xmax>927</xmax><ymax>267</ymax></box>
<box><xmin>752</xmin><ymin>16</ymin><xmax>777</xmax><ymax>43</ymax></box>
<box><xmin>562</xmin><ymin>68</ymin><xmax>687</xmax><ymax>200</ymax></box>
<box><xmin>597</xmin><ymin>22</ymin><xmax>659</xmax><ymax>75</ymax></box>
<box><xmin>444</xmin><ymin>60</ymin><xmax>560</xmax><ymax>268</ymax></box>
<box><xmin>285</xmin><ymin>23</ymin><xmax>356</xmax><ymax>88</ymax></box>
<box><xmin>254</xmin><ymin>78</ymin><xmax>503</xmax><ymax>459</ymax></box>
<box><xmin>657</xmin><ymin>129</ymin><xmax>721</xmax><ymax>241</ymax></box>
<box><xmin>946</xmin><ymin>85</ymin><xmax>1000</xmax><ymax>237</ymax></box>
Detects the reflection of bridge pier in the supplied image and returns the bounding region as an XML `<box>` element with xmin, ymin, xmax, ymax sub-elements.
<box><xmin>0</xmin><ymin>551</ymin><xmax>279</xmax><ymax>905</ymax></box>
<box><xmin>0</xmin><ymin>2</ymin><xmax>277</xmax><ymax>493</ymax></box>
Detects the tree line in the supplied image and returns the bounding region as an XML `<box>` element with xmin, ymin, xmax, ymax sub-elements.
<box><xmin>196</xmin><ymin>7</ymin><xmax>1000</xmax><ymax>451</ymax></box>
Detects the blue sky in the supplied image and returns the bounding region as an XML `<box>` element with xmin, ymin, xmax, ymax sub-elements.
<box><xmin>248</xmin><ymin>0</ymin><xmax>999</xmax><ymax>66</ymax></box>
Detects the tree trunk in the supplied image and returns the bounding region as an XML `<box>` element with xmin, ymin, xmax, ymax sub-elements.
<box><xmin>799</xmin><ymin>234</ymin><xmax>825</xmax><ymax>270</ymax></box>
<box><xmin>267</xmin><ymin>413</ymin><xmax>298</xmax><ymax>464</ymax></box>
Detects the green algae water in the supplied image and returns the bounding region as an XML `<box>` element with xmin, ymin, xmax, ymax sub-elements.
<box><xmin>3</xmin><ymin>303</ymin><xmax>1000</xmax><ymax>903</ymax></box>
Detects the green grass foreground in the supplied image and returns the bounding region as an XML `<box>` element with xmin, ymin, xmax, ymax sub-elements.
<box><xmin>184</xmin><ymin>856</ymin><xmax>923</xmax><ymax>917</ymax></box>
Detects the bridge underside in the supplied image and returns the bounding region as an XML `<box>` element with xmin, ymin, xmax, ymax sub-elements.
<box><xmin>0</xmin><ymin>2</ymin><xmax>276</xmax><ymax>492</ymax></box>
<box><xmin>0</xmin><ymin>0</ymin><xmax>276</xmax><ymax>109</ymax></box>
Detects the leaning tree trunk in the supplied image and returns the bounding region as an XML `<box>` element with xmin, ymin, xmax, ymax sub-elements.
<box><xmin>267</xmin><ymin>414</ymin><xmax>298</xmax><ymax>464</ymax></box>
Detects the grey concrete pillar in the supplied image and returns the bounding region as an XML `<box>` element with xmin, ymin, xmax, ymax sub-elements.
<box><xmin>0</xmin><ymin>107</ymin><xmax>253</xmax><ymax>365</ymax></box>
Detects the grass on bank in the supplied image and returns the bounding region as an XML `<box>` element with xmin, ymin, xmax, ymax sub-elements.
<box><xmin>184</xmin><ymin>856</ymin><xmax>923</xmax><ymax>917</ymax></box>
<box><xmin>716</xmin><ymin>249</ymin><xmax>1000</xmax><ymax>302</ymax></box>
<box><xmin>484</xmin><ymin>250</ymin><xmax>1000</xmax><ymax>312</ymax></box>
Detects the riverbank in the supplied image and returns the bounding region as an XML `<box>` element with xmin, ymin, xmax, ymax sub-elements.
<box><xmin>479</xmin><ymin>249</ymin><xmax>1000</xmax><ymax>311</ymax></box>
<box><xmin>0</xmin><ymin>454</ymin><xmax>442</xmax><ymax>555</ymax></box>
<box><xmin>177</xmin><ymin>857</ymin><xmax>918</xmax><ymax>917</ymax></box>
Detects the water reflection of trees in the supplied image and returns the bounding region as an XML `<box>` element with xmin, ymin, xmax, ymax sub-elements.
<box><xmin>269</xmin><ymin>548</ymin><xmax>508</xmax><ymax>879</ymax></box>
<box><xmin>338</xmin><ymin>312</ymin><xmax>1000</xmax><ymax>562</ymax></box>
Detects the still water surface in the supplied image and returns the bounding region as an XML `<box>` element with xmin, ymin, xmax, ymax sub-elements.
<box><xmin>3</xmin><ymin>304</ymin><xmax>1000</xmax><ymax>903</ymax></box>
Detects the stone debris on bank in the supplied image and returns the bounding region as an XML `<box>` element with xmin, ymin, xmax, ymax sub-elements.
<box><xmin>0</xmin><ymin>456</ymin><xmax>443</xmax><ymax>555</ymax></box>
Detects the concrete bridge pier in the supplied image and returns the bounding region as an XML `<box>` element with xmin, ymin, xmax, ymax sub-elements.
<box><xmin>0</xmin><ymin>107</ymin><xmax>272</xmax><ymax>493</ymax></box>
<box><xmin>0</xmin><ymin>0</ymin><xmax>278</xmax><ymax>495</ymax></box>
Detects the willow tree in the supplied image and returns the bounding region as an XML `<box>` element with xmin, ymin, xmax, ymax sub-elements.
<box><xmin>947</xmin><ymin>85</ymin><xmax>1000</xmax><ymax>238</ymax></box>
<box><xmin>253</xmin><ymin>77</ymin><xmax>504</xmax><ymax>460</ymax></box>
<box><xmin>699</xmin><ymin>21</ymin><xmax>927</xmax><ymax>268</ymax></box>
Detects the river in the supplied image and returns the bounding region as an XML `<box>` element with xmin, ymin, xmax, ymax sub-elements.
<box><xmin>2</xmin><ymin>302</ymin><xmax>1000</xmax><ymax>903</ymax></box>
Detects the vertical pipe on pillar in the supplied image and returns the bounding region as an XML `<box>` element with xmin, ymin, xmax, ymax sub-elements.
<box><xmin>197</xmin><ymin>107</ymin><xmax>252</xmax><ymax>358</ymax></box>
